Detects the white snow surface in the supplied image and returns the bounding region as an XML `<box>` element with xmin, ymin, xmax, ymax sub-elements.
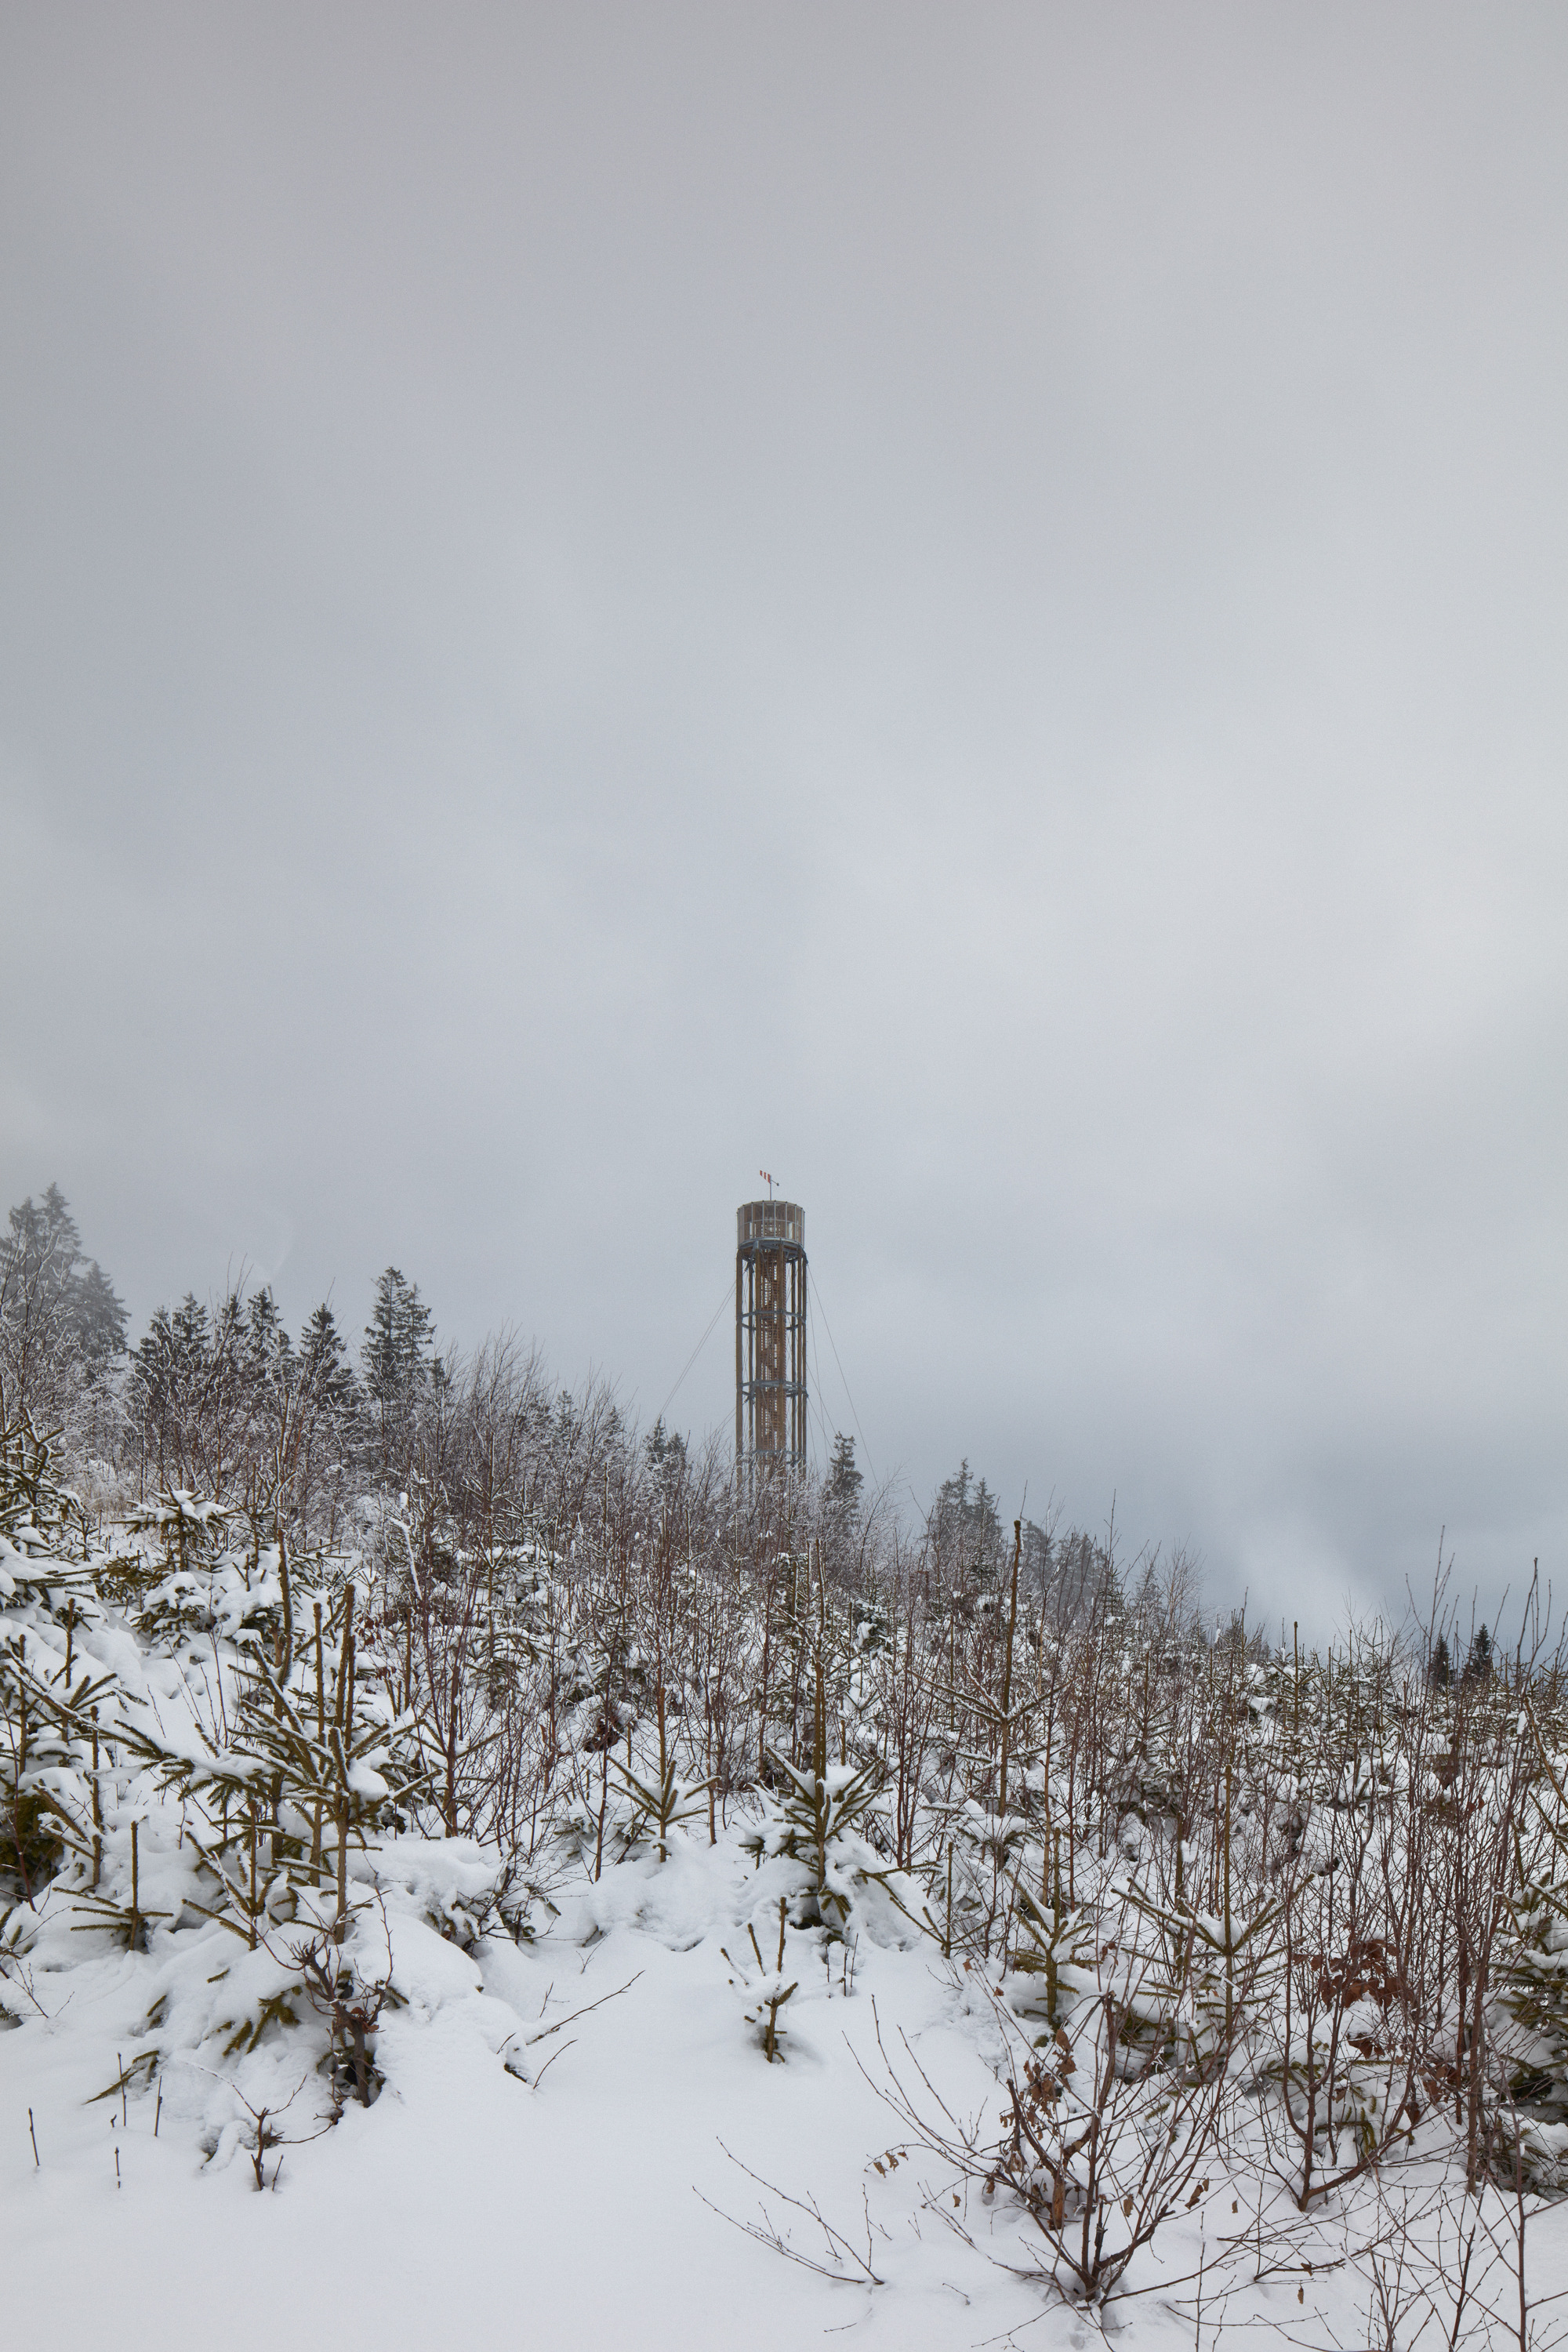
<box><xmin>9</xmin><ymin>1821</ymin><xmax>1568</xmax><ymax>2351</ymax></box>
<box><xmin>0</xmin><ymin>1828</ymin><xmax>1056</xmax><ymax>2349</ymax></box>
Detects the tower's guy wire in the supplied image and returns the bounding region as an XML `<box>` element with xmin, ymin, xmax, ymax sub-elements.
<box><xmin>653</xmin><ymin>1277</ymin><xmax>732</xmax><ymax>1432</ymax></box>
<box><xmin>804</xmin><ymin>1306</ymin><xmax>837</xmax><ymax>1470</ymax></box>
<box><xmin>808</xmin><ymin>1265</ymin><xmax>876</xmax><ymax>1485</ymax></box>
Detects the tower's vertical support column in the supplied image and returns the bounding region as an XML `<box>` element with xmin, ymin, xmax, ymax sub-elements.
<box><xmin>735</xmin><ymin>1199</ymin><xmax>808</xmax><ymax>1486</ymax></box>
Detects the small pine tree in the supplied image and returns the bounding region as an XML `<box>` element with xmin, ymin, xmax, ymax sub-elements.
<box><xmin>1500</xmin><ymin>1729</ymin><xmax>1568</xmax><ymax>2185</ymax></box>
<box><xmin>1429</xmin><ymin>1632</ymin><xmax>1453</xmax><ymax>1690</ymax></box>
<box><xmin>0</xmin><ymin>1417</ymin><xmax>107</xmax><ymax>1909</ymax></box>
<box><xmin>742</xmin><ymin>1750</ymin><xmax>889</xmax><ymax>1935</ymax></box>
<box><xmin>1011</xmin><ymin>1850</ymin><xmax>1099</xmax><ymax>2035</ymax></box>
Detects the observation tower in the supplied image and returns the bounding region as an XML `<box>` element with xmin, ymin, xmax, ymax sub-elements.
<box><xmin>735</xmin><ymin>1192</ymin><xmax>807</xmax><ymax>1479</ymax></box>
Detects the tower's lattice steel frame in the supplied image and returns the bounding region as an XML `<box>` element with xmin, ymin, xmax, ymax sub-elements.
<box><xmin>735</xmin><ymin>1199</ymin><xmax>807</xmax><ymax>1479</ymax></box>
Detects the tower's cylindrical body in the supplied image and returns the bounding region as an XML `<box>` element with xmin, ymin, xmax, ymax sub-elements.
<box><xmin>735</xmin><ymin>1200</ymin><xmax>807</xmax><ymax>1479</ymax></box>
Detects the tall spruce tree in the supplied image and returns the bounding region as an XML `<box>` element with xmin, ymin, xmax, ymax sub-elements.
<box><xmin>645</xmin><ymin>1417</ymin><xmax>688</xmax><ymax>1480</ymax></box>
<box><xmin>0</xmin><ymin>1185</ymin><xmax>128</xmax><ymax>1421</ymax></box>
<box><xmin>825</xmin><ymin>1432</ymin><xmax>863</xmax><ymax>1517</ymax></box>
<box><xmin>1465</xmin><ymin>1624</ymin><xmax>1495</xmax><ymax>1683</ymax></box>
<box><xmin>361</xmin><ymin>1269</ymin><xmax>435</xmax><ymax>1402</ymax></box>
<box><xmin>361</xmin><ymin>1269</ymin><xmax>436</xmax><ymax>1478</ymax></box>
<box><xmin>300</xmin><ymin>1303</ymin><xmax>359</xmax><ymax>1414</ymax></box>
<box><xmin>932</xmin><ymin>1458</ymin><xmax>1004</xmax><ymax>1580</ymax></box>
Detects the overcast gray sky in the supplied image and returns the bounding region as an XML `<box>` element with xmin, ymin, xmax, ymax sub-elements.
<box><xmin>2</xmin><ymin>4</ymin><xmax>1564</xmax><ymax>1633</ymax></box>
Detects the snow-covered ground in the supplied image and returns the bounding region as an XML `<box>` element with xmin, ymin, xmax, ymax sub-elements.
<box><xmin>3</xmin><ymin>1833</ymin><xmax>1050</xmax><ymax>2349</ymax></box>
<box><xmin>10</xmin><ymin>1824</ymin><xmax>1568</xmax><ymax>2352</ymax></box>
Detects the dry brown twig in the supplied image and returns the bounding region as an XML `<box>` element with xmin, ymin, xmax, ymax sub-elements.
<box><xmin>695</xmin><ymin>2140</ymin><xmax>887</xmax><ymax>2287</ymax></box>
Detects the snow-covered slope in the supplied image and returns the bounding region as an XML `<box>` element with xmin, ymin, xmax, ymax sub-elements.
<box><xmin>1</xmin><ymin>1824</ymin><xmax>1055</xmax><ymax>2349</ymax></box>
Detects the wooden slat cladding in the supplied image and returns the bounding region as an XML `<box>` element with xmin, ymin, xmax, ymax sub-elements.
<box><xmin>735</xmin><ymin>1199</ymin><xmax>807</xmax><ymax>1482</ymax></box>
